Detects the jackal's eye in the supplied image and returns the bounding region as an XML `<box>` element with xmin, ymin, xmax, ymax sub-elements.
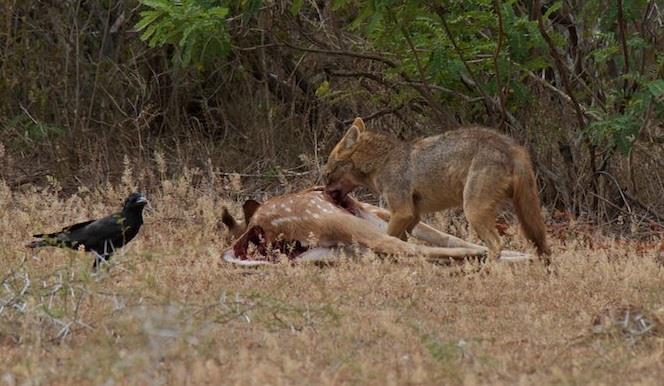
<box><xmin>328</xmin><ymin>159</ymin><xmax>350</xmax><ymax>175</ymax></box>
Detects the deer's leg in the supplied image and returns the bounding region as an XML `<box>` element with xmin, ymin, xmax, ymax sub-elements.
<box><xmin>297</xmin><ymin>246</ymin><xmax>369</xmax><ymax>262</ymax></box>
<box><xmin>370</xmin><ymin>235</ymin><xmax>485</xmax><ymax>259</ymax></box>
<box><xmin>221</xmin><ymin>248</ymin><xmax>271</xmax><ymax>266</ymax></box>
<box><xmin>360</xmin><ymin>202</ymin><xmax>481</xmax><ymax>248</ymax></box>
<box><xmin>410</xmin><ymin>222</ymin><xmax>482</xmax><ymax>249</ymax></box>
<box><xmin>359</xmin><ymin>202</ymin><xmax>532</xmax><ymax>261</ymax></box>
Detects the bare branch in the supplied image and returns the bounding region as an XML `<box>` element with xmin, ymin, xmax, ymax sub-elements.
<box><xmin>341</xmin><ymin>104</ymin><xmax>405</xmax><ymax>125</ymax></box>
<box><xmin>432</xmin><ymin>5</ymin><xmax>497</xmax><ymax>124</ymax></box>
<box><xmin>522</xmin><ymin>68</ymin><xmax>601</xmax><ymax>120</ymax></box>
<box><xmin>492</xmin><ymin>0</ymin><xmax>507</xmax><ymax>129</ymax></box>
<box><xmin>534</xmin><ymin>1</ymin><xmax>587</xmax><ymax>131</ymax></box>
<box><xmin>394</xmin><ymin>12</ymin><xmax>451</xmax><ymax>125</ymax></box>
<box><xmin>534</xmin><ymin>0</ymin><xmax>599</xmax><ymax>207</ymax></box>
<box><xmin>617</xmin><ymin>0</ymin><xmax>631</xmax><ymax>98</ymax></box>
<box><xmin>280</xmin><ymin>40</ymin><xmax>400</xmax><ymax>69</ymax></box>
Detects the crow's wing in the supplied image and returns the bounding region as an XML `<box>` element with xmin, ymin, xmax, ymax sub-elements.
<box><xmin>33</xmin><ymin>219</ymin><xmax>95</xmax><ymax>238</ymax></box>
<box><xmin>66</xmin><ymin>213</ymin><xmax>128</xmax><ymax>250</ymax></box>
<box><xmin>62</xmin><ymin>219</ymin><xmax>97</xmax><ymax>233</ymax></box>
<box><xmin>31</xmin><ymin>219</ymin><xmax>97</xmax><ymax>248</ymax></box>
<box><xmin>29</xmin><ymin>212</ymin><xmax>134</xmax><ymax>254</ymax></box>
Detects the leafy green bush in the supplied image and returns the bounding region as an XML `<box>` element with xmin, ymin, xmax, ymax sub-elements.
<box><xmin>135</xmin><ymin>0</ymin><xmax>231</xmax><ymax>68</ymax></box>
<box><xmin>331</xmin><ymin>0</ymin><xmax>661</xmax><ymax>156</ymax></box>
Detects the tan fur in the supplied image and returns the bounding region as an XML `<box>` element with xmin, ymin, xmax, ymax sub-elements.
<box><xmin>221</xmin><ymin>207</ymin><xmax>244</xmax><ymax>238</ymax></box>
<box><xmin>221</xmin><ymin>189</ymin><xmax>489</xmax><ymax>262</ymax></box>
<box><xmin>221</xmin><ymin>188</ymin><xmax>534</xmax><ymax>265</ymax></box>
<box><xmin>323</xmin><ymin>118</ymin><xmax>551</xmax><ymax>259</ymax></box>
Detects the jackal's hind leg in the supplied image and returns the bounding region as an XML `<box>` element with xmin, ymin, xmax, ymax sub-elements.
<box><xmin>463</xmin><ymin>166</ymin><xmax>514</xmax><ymax>259</ymax></box>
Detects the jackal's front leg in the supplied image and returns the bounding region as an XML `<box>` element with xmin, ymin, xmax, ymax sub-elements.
<box><xmin>387</xmin><ymin>212</ymin><xmax>417</xmax><ymax>241</ymax></box>
<box><xmin>362</xmin><ymin>201</ymin><xmax>473</xmax><ymax>248</ymax></box>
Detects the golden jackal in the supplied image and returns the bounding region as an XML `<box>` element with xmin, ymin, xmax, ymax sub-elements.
<box><xmin>323</xmin><ymin>118</ymin><xmax>551</xmax><ymax>259</ymax></box>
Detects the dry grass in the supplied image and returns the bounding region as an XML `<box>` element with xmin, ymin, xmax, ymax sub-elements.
<box><xmin>1</xmin><ymin>175</ymin><xmax>663</xmax><ymax>386</ymax></box>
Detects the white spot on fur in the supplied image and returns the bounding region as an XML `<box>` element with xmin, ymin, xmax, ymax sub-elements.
<box><xmin>270</xmin><ymin>216</ymin><xmax>302</xmax><ymax>226</ymax></box>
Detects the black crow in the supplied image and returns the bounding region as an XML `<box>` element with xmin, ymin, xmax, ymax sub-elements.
<box><xmin>27</xmin><ymin>192</ymin><xmax>149</xmax><ymax>269</ymax></box>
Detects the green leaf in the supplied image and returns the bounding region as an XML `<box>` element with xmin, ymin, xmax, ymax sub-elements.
<box><xmin>208</xmin><ymin>6</ymin><xmax>229</xmax><ymax>18</ymax></box>
<box><xmin>135</xmin><ymin>0</ymin><xmax>231</xmax><ymax>68</ymax></box>
<box><xmin>290</xmin><ymin>0</ymin><xmax>303</xmax><ymax>16</ymax></box>
<box><xmin>181</xmin><ymin>39</ymin><xmax>194</xmax><ymax>65</ymax></box>
<box><xmin>627</xmin><ymin>36</ymin><xmax>648</xmax><ymax>50</ymax></box>
<box><xmin>523</xmin><ymin>56</ymin><xmax>550</xmax><ymax>71</ymax></box>
<box><xmin>140</xmin><ymin>22</ymin><xmax>160</xmax><ymax>44</ymax></box>
<box><xmin>543</xmin><ymin>1</ymin><xmax>563</xmax><ymax>19</ymax></box>
<box><xmin>242</xmin><ymin>0</ymin><xmax>262</xmax><ymax>23</ymax></box>
<box><xmin>179</xmin><ymin>25</ymin><xmax>197</xmax><ymax>48</ymax></box>
<box><xmin>140</xmin><ymin>0</ymin><xmax>173</xmax><ymax>12</ymax></box>
<box><xmin>315</xmin><ymin>80</ymin><xmax>330</xmax><ymax>97</ymax></box>
<box><xmin>135</xmin><ymin>10</ymin><xmax>162</xmax><ymax>31</ymax></box>
<box><xmin>646</xmin><ymin>79</ymin><xmax>664</xmax><ymax>97</ymax></box>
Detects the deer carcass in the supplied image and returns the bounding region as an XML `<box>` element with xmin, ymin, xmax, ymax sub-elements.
<box><xmin>220</xmin><ymin>187</ymin><xmax>532</xmax><ymax>266</ymax></box>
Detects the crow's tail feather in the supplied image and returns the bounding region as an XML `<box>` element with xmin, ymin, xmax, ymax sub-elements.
<box><xmin>27</xmin><ymin>233</ymin><xmax>64</xmax><ymax>249</ymax></box>
<box><xmin>26</xmin><ymin>239</ymin><xmax>47</xmax><ymax>248</ymax></box>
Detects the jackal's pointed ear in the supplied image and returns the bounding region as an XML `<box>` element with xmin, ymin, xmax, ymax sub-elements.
<box><xmin>343</xmin><ymin>125</ymin><xmax>360</xmax><ymax>150</ymax></box>
<box><xmin>242</xmin><ymin>199</ymin><xmax>261</xmax><ymax>225</ymax></box>
<box><xmin>352</xmin><ymin>117</ymin><xmax>366</xmax><ymax>132</ymax></box>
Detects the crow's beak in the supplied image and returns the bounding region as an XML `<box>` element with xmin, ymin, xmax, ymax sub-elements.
<box><xmin>137</xmin><ymin>196</ymin><xmax>153</xmax><ymax>211</ymax></box>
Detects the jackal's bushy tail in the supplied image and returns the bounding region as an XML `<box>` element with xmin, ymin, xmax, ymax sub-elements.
<box><xmin>512</xmin><ymin>149</ymin><xmax>551</xmax><ymax>256</ymax></box>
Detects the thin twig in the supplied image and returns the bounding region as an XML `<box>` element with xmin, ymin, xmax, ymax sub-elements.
<box><xmin>280</xmin><ymin>41</ymin><xmax>399</xmax><ymax>68</ymax></box>
<box><xmin>394</xmin><ymin>11</ymin><xmax>449</xmax><ymax>125</ymax></box>
<box><xmin>217</xmin><ymin>171</ymin><xmax>313</xmax><ymax>178</ymax></box>
<box><xmin>492</xmin><ymin>0</ymin><xmax>507</xmax><ymax>129</ymax></box>
<box><xmin>534</xmin><ymin>0</ymin><xmax>599</xmax><ymax>209</ymax></box>
<box><xmin>616</xmin><ymin>0</ymin><xmax>631</xmax><ymax>98</ymax></box>
<box><xmin>522</xmin><ymin>68</ymin><xmax>602</xmax><ymax>120</ymax></box>
<box><xmin>433</xmin><ymin>5</ymin><xmax>496</xmax><ymax>123</ymax></box>
<box><xmin>595</xmin><ymin>171</ymin><xmax>632</xmax><ymax>214</ymax></box>
<box><xmin>341</xmin><ymin>104</ymin><xmax>405</xmax><ymax>125</ymax></box>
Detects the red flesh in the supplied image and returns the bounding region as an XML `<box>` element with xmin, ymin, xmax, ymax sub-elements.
<box><xmin>231</xmin><ymin>190</ymin><xmax>360</xmax><ymax>261</ymax></box>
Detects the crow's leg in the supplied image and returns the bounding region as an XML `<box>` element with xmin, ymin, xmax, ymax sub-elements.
<box><xmin>92</xmin><ymin>240</ymin><xmax>116</xmax><ymax>270</ymax></box>
<box><xmin>92</xmin><ymin>251</ymin><xmax>104</xmax><ymax>271</ymax></box>
<box><xmin>106</xmin><ymin>240</ymin><xmax>117</xmax><ymax>255</ymax></box>
<box><xmin>92</xmin><ymin>252</ymin><xmax>112</xmax><ymax>272</ymax></box>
